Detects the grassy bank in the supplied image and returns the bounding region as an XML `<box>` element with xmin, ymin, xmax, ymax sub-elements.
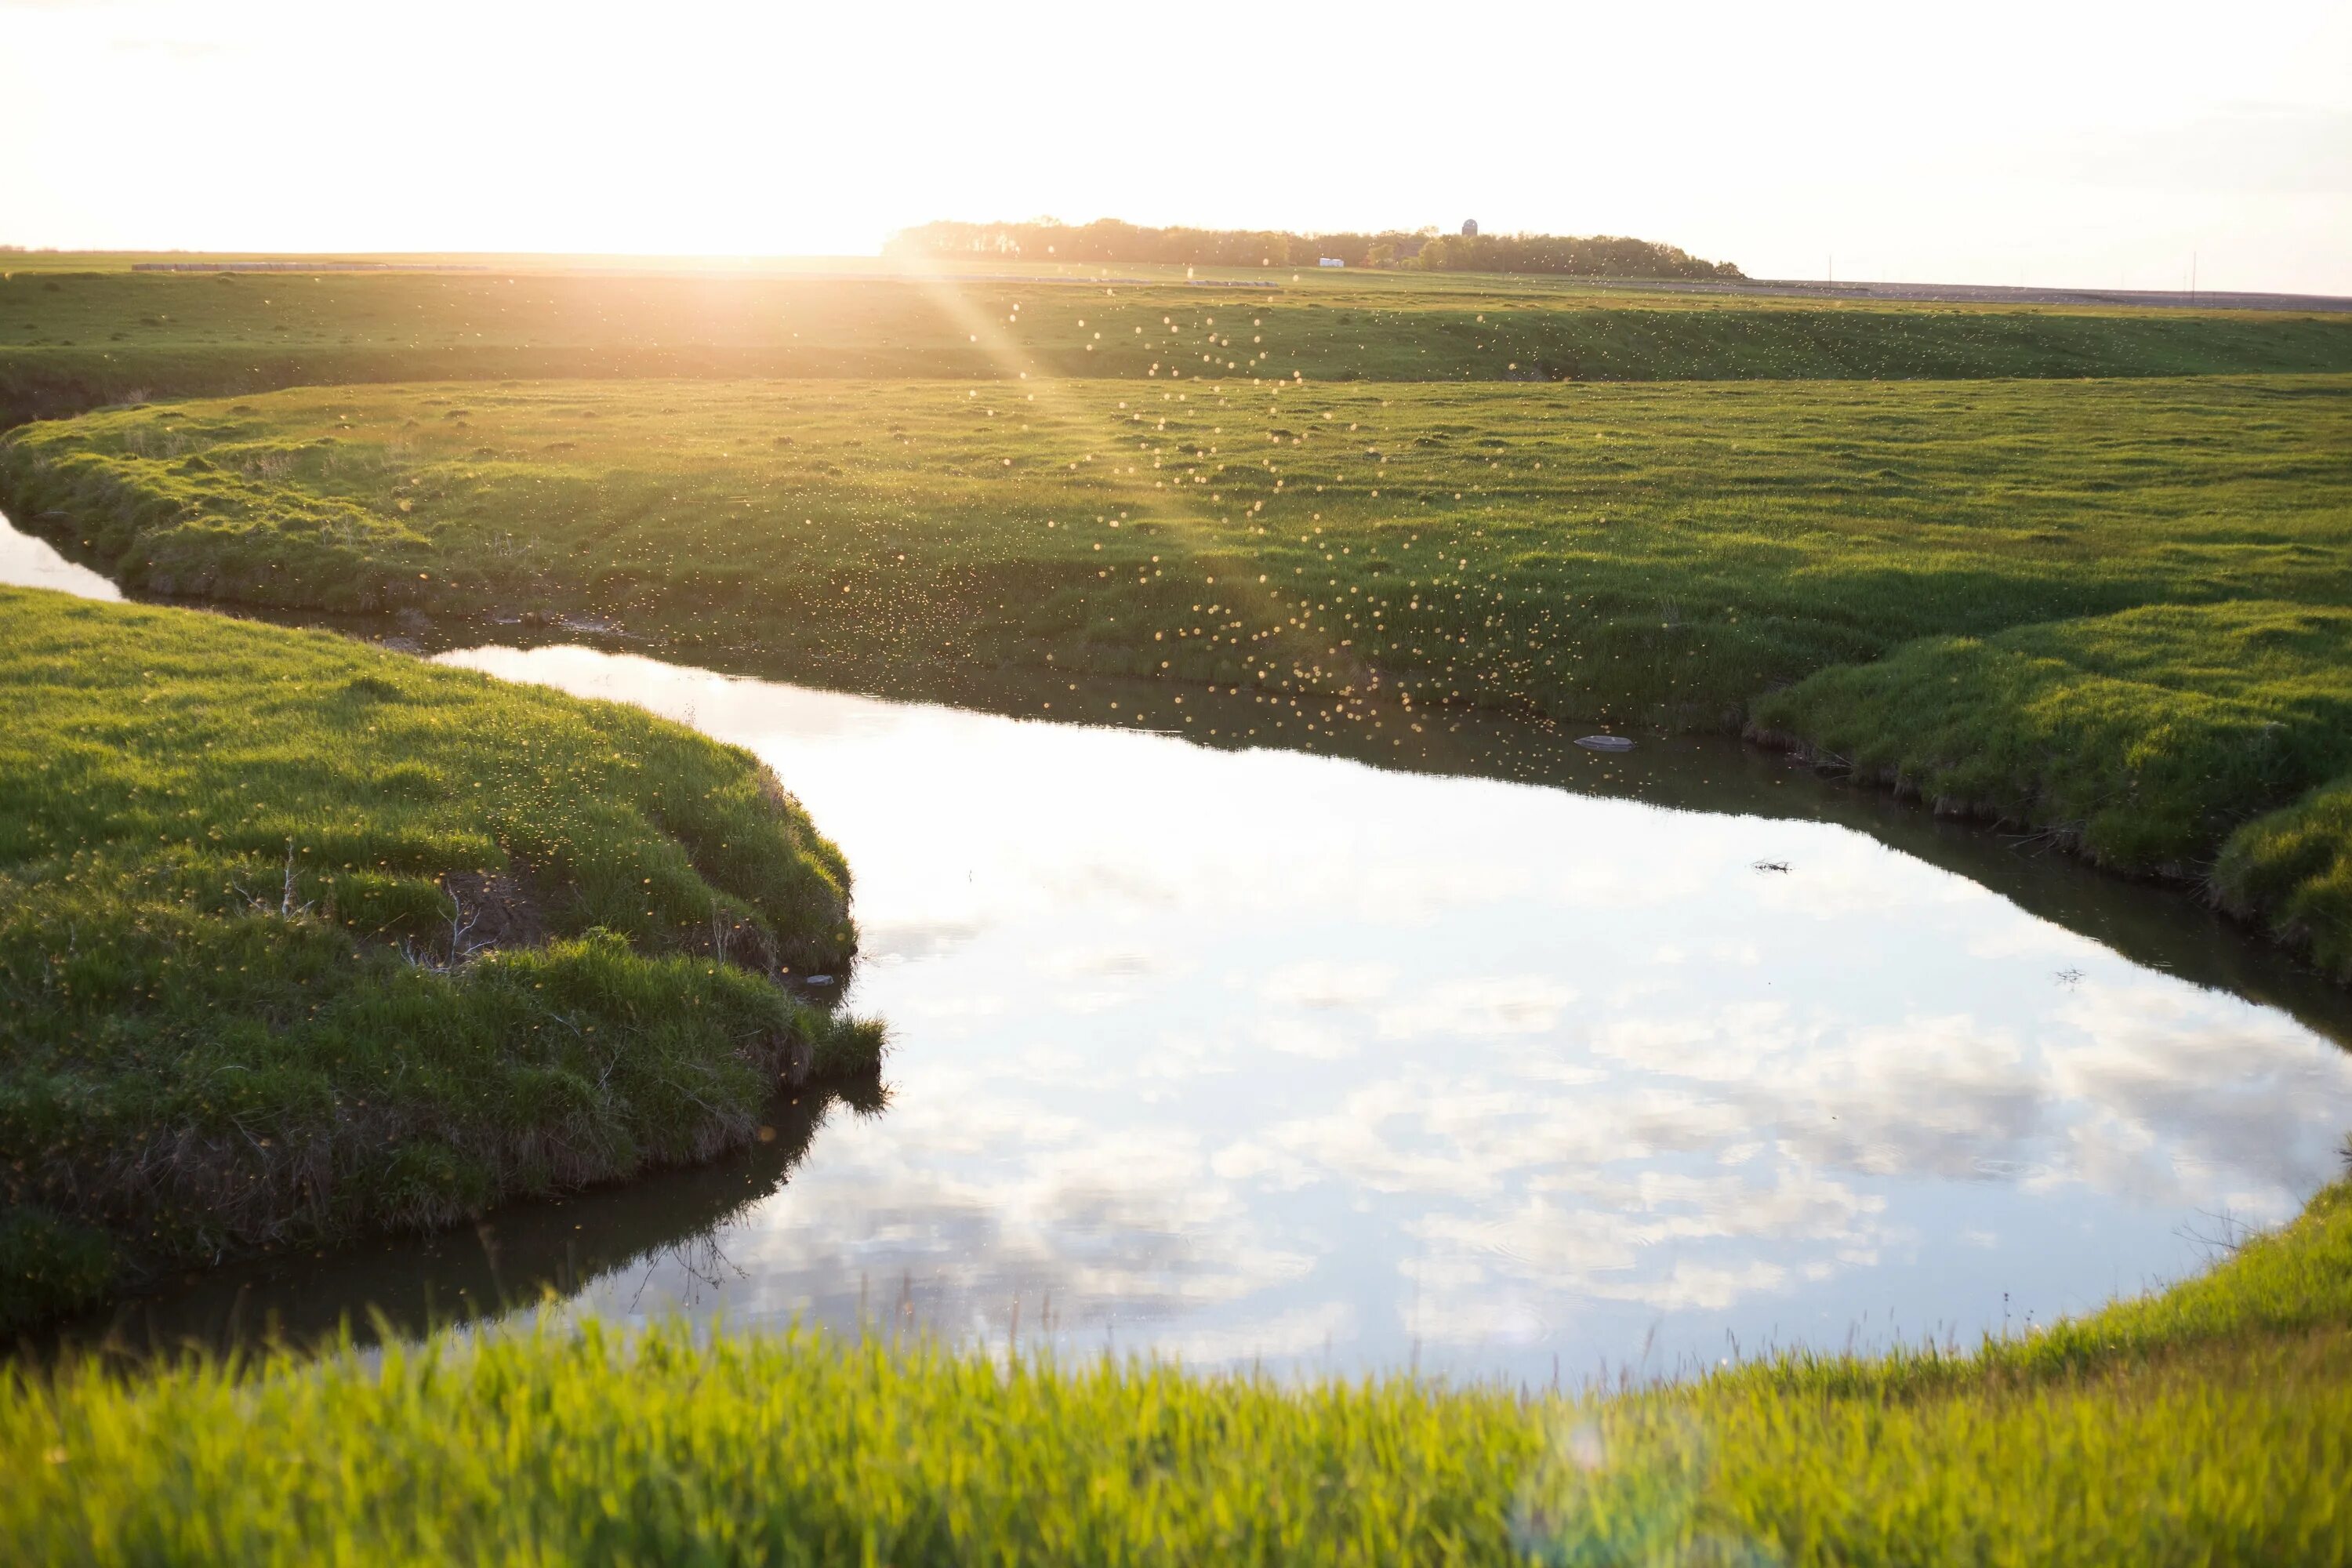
<box><xmin>0</xmin><ymin>588</ymin><xmax>873</xmax><ymax>1332</ymax></box>
<box><xmin>11</xmin><ymin>376</ymin><xmax>2347</xmax><ymax>705</ymax></box>
<box><xmin>2213</xmin><ymin>776</ymin><xmax>2352</xmax><ymax>982</ymax></box>
<box><xmin>5</xmin><ymin>267</ymin><xmax>2350</xmax><ymax>425</ymax></box>
<box><xmin>6</xmin><ymin>370</ymin><xmax>2350</xmax><ymax>965</ymax></box>
<box><xmin>5</xmin><ymin>1176</ymin><xmax>2347</xmax><ymax>1564</ymax></box>
<box><xmin>1749</xmin><ymin>601</ymin><xmax>2352</xmax><ymax>974</ymax></box>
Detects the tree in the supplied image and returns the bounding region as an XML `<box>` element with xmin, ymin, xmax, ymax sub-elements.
<box><xmin>885</xmin><ymin>220</ymin><xmax>1743</xmax><ymax>280</ymax></box>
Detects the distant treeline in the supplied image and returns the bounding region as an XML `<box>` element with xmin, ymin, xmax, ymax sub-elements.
<box><xmin>887</xmin><ymin>220</ymin><xmax>1744</xmax><ymax>279</ymax></box>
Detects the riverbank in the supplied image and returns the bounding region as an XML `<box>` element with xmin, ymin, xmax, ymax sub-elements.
<box><xmin>7</xmin><ymin>1174</ymin><xmax>2347</xmax><ymax>1563</ymax></box>
<box><xmin>6</xmin><ymin>372</ymin><xmax>2347</xmax><ymax>976</ymax></box>
<box><xmin>1749</xmin><ymin>600</ymin><xmax>2352</xmax><ymax>978</ymax></box>
<box><xmin>0</xmin><ymin>587</ymin><xmax>877</xmax><ymax>1332</ymax></box>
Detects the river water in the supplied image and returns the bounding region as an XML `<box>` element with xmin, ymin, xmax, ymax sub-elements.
<box><xmin>10</xmin><ymin>514</ymin><xmax>2352</xmax><ymax>1382</ymax></box>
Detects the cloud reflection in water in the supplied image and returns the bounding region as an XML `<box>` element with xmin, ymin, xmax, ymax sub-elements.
<box><xmin>443</xmin><ymin>646</ymin><xmax>2352</xmax><ymax>1380</ymax></box>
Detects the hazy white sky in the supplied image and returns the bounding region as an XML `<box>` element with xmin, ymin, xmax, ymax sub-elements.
<box><xmin>5</xmin><ymin>0</ymin><xmax>2348</xmax><ymax>292</ymax></box>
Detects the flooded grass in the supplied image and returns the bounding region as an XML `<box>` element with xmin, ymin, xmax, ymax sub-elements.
<box><xmin>0</xmin><ymin>589</ymin><xmax>873</xmax><ymax>1331</ymax></box>
<box><xmin>6</xmin><ymin>1178</ymin><xmax>2347</xmax><ymax>1565</ymax></box>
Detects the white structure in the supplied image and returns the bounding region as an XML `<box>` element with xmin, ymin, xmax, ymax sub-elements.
<box><xmin>1317</xmin><ymin>256</ymin><xmax>1345</xmax><ymax>268</ymax></box>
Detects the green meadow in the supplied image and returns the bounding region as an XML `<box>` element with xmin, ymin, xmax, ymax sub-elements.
<box><xmin>0</xmin><ymin>588</ymin><xmax>877</xmax><ymax>1332</ymax></box>
<box><xmin>7</xmin><ymin>368</ymin><xmax>2350</xmax><ymax>973</ymax></box>
<box><xmin>6</xmin><ymin>1177</ymin><xmax>2348</xmax><ymax>1565</ymax></box>
<box><xmin>3</xmin><ymin>262</ymin><xmax>2352</xmax><ymax>1559</ymax></box>
<box><xmin>4</xmin><ymin>265</ymin><xmax>2350</xmax><ymax>425</ymax></box>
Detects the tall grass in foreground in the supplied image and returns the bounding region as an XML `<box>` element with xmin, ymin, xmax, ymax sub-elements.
<box><xmin>6</xmin><ymin>1180</ymin><xmax>2349</xmax><ymax>1566</ymax></box>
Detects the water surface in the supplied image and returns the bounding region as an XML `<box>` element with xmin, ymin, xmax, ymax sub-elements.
<box><xmin>9</xmin><ymin>514</ymin><xmax>2352</xmax><ymax>1380</ymax></box>
<box><xmin>0</xmin><ymin>517</ymin><xmax>120</xmax><ymax>601</ymax></box>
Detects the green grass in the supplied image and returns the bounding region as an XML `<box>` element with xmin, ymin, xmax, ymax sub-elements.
<box><xmin>5</xmin><ymin>263</ymin><xmax>2351</xmax><ymax>1558</ymax></box>
<box><xmin>4</xmin><ymin>267</ymin><xmax>2349</xmax><ymax>425</ymax></box>
<box><xmin>1749</xmin><ymin>601</ymin><xmax>2352</xmax><ymax>859</ymax></box>
<box><xmin>2215</xmin><ymin>777</ymin><xmax>2352</xmax><ymax>981</ymax></box>
<box><xmin>12</xmin><ymin>375</ymin><xmax>2348</xmax><ymax>699</ymax></box>
<box><xmin>7</xmin><ymin>371</ymin><xmax>2350</xmax><ymax>969</ymax></box>
<box><xmin>5</xmin><ymin>1177</ymin><xmax>2347</xmax><ymax>1565</ymax></box>
<box><xmin>0</xmin><ymin>588</ymin><xmax>875</xmax><ymax>1333</ymax></box>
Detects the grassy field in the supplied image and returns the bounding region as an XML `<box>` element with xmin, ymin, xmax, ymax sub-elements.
<box><xmin>7</xmin><ymin>370</ymin><xmax>2350</xmax><ymax>970</ymax></box>
<box><xmin>4</xmin><ymin>267</ymin><xmax>2350</xmax><ymax>425</ymax></box>
<box><xmin>5</xmin><ymin>1175</ymin><xmax>2347</xmax><ymax>1565</ymax></box>
<box><xmin>0</xmin><ymin>587</ymin><xmax>876</xmax><ymax>1333</ymax></box>
<box><xmin>1</xmin><ymin>263</ymin><xmax>2349</xmax><ymax>1556</ymax></box>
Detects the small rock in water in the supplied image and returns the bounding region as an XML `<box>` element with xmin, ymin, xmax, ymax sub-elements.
<box><xmin>1575</xmin><ymin>735</ymin><xmax>1635</xmax><ymax>753</ymax></box>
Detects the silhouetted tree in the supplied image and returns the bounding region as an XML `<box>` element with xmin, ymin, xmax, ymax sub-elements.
<box><xmin>887</xmin><ymin>220</ymin><xmax>1742</xmax><ymax>280</ymax></box>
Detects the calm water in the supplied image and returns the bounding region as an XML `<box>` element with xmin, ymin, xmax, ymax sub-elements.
<box><xmin>10</xmin><ymin>514</ymin><xmax>2352</xmax><ymax>1380</ymax></box>
<box><xmin>0</xmin><ymin>517</ymin><xmax>120</xmax><ymax>601</ymax></box>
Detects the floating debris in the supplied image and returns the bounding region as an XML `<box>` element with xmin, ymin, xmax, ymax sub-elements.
<box><xmin>1752</xmin><ymin>860</ymin><xmax>1791</xmax><ymax>873</ymax></box>
<box><xmin>1574</xmin><ymin>735</ymin><xmax>1635</xmax><ymax>753</ymax></box>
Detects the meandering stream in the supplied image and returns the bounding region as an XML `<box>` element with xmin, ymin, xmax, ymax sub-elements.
<box><xmin>11</xmin><ymin>512</ymin><xmax>2352</xmax><ymax>1382</ymax></box>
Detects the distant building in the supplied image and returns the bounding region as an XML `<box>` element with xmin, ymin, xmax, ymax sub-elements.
<box><xmin>1461</xmin><ymin>219</ymin><xmax>1479</xmax><ymax>237</ymax></box>
<box><xmin>1318</xmin><ymin>256</ymin><xmax>1345</xmax><ymax>268</ymax></box>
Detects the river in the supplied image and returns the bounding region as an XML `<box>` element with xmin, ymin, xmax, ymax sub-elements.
<box><xmin>9</xmin><ymin>513</ymin><xmax>2351</xmax><ymax>1383</ymax></box>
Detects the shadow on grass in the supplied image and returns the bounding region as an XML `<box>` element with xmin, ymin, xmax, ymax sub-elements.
<box><xmin>21</xmin><ymin>1073</ymin><xmax>886</xmax><ymax>1365</ymax></box>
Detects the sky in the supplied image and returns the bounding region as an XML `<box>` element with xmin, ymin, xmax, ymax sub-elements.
<box><xmin>4</xmin><ymin>0</ymin><xmax>2349</xmax><ymax>294</ymax></box>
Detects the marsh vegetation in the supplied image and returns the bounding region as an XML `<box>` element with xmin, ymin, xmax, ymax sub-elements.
<box><xmin>9</xmin><ymin>1178</ymin><xmax>2350</xmax><ymax>1564</ymax></box>
<box><xmin>0</xmin><ymin>588</ymin><xmax>876</xmax><ymax>1330</ymax></box>
<box><xmin>3</xmin><ymin>260</ymin><xmax>2350</xmax><ymax>1561</ymax></box>
<box><xmin>4</xmin><ymin>264</ymin><xmax>2349</xmax><ymax>426</ymax></box>
<box><xmin>9</xmin><ymin>368</ymin><xmax>2348</xmax><ymax>975</ymax></box>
